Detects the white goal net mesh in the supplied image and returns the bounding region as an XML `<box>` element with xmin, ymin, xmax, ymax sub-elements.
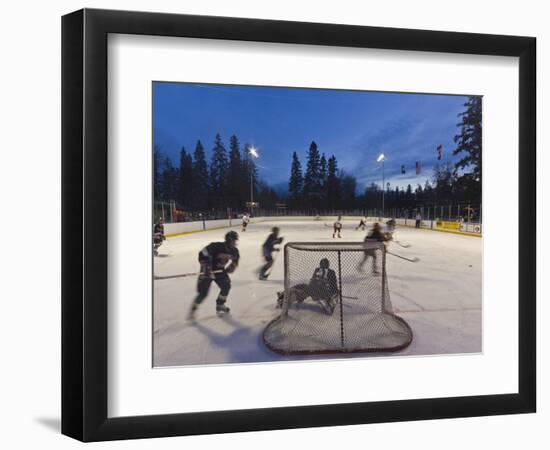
<box><xmin>263</xmin><ymin>242</ymin><xmax>413</xmax><ymax>355</ymax></box>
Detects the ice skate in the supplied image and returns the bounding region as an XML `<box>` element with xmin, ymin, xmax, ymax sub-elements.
<box><xmin>187</xmin><ymin>305</ymin><xmax>197</xmax><ymax>321</ymax></box>
<box><xmin>216</xmin><ymin>304</ymin><xmax>230</xmax><ymax>315</ymax></box>
<box><xmin>276</xmin><ymin>292</ymin><xmax>284</xmax><ymax>308</ymax></box>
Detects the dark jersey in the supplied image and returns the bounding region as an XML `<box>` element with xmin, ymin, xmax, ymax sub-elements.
<box><xmin>262</xmin><ymin>233</ymin><xmax>283</xmax><ymax>253</ymax></box>
<box><xmin>365</xmin><ymin>227</ymin><xmax>386</xmax><ymax>242</ymax></box>
<box><xmin>333</xmin><ymin>221</ymin><xmax>342</xmax><ymax>230</ymax></box>
<box><xmin>199</xmin><ymin>242</ymin><xmax>240</xmax><ymax>271</ymax></box>
<box><xmin>310</xmin><ymin>267</ymin><xmax>338</xmax><ymax>297</ymax></box>
<box><xmin>154</xmin><ymin>223</ymin><xmax>164</xmax><ymax>234</ymax></box>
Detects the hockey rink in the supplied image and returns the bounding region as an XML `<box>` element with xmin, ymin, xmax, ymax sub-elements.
<box><xmin>153</xmin><ymin>220</ymin><xmax>482</xmax><ymax>367</ymax></box>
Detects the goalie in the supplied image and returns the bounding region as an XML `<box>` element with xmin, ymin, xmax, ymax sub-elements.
<box><xmin>276</xmin><ymin>258</ymin><xmax>339</xmax><ymax>315</ymax></box>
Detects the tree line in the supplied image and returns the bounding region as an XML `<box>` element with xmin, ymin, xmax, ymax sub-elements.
<box><xmin>155</xmin><ymin>133</ymin><xmax>279</xmax><ymax>212</ymax></box>
<box><xmin>154</xmin><ymin>96</ymin><xmax>481</xmax><ymax>214</ymax></box>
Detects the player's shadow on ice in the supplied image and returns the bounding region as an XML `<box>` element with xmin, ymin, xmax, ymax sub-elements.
<box><xmin>390</xmin><ymin>273</ymin><xmax>445</xmax><ymax>283</ymax></box>
<box><xmin>255</xmin><ymin>278</ymin><xmax>284</xmax><ymax>284</ymax></box>
<box><xmin>192</xmin><ymin>316</ymin><xmax>271</xmax><ymax>363</ymax></box>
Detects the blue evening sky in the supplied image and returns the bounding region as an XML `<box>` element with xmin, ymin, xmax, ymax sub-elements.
<box><xmin>153</xmin><ymin>82</ymin><xmax>472</xmax><ymax>193</ymax></box>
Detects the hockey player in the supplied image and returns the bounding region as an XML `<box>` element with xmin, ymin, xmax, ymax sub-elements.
<box><xmin>384</xmin><ymin>218</ymin><xmax>396</xmax><ymax>240</ymax></box>
<box><xmin>241</xmin><ymin>213</ymin><xmax>250</xmax><ymax>232</ymax></box>
<box><xmin>153</xmin><ymin>217</ymin><xmax>166</xmax><ymax>256</ymax></box>
<box><xmin>187</xmin><ymin>231</ymin><xmax>240</xmax><ymax>319</ymax></box>
<box><xmin>358</xmin><ymin>222</ymin><xmax>388</xmax><ymax>274</ymax></box>
<box><xmin>276</xmin><ymin>258</ymin><xmax>338</xmax><ymax>315</ymax></box>
<box><xmin>333</xmin><ymin>215</ymin><xmax>343</xmax><ymax>238</ymax></box>
<box><xmin>355</xmin><ymin>216</ymin><xmax>368</xmax><ymax>231</ymax></box>
<box><xmin>259</xmin><ymin>227</ymin><xmax>284</xmax><ymax>280</ymax></box>
<box><xmin>415</xmin><ymin>212</ymin><xmax>422</xmax><ymax>228</ymax></box>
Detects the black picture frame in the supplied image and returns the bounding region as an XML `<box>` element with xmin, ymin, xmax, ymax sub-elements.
<box><xmin>61</xmin><ymin>8</ymin><xmax>536</xmax><ymax>442</ymax></box>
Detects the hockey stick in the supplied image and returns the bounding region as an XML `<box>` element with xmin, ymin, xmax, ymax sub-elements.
<box><xmin>154</xmin><ymin>269</ymin><xmax>224</xmax><ymax>280</ymax></box>
<box><xmin>393</xmin><ymin>240</ymin><xmax>411</xmax><ymax>248</ymax></box>
<box><xmin>386</xmin><ymin>251</ymin><xmax>419</xmax><ymax>263</ymax></box>
<box><xmin>154</xmin><ymin>272</ymin><xmax>198</xmax><ymax>280</ymax></box>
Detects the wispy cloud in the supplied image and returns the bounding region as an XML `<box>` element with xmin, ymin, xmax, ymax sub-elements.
<box><xmin>153</xmin><ymin>82</ymin><xmax>470</xmax><ymax>194</ymax></box>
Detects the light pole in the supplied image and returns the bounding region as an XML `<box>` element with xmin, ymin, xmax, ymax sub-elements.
<box><xmin>377</xmin><ymin>153</ymin><xmax>385</xmax><ymax>218</ymax></box>
<box><xmin>248</xmin><ymin>147</ymin><xmax>259</xmax><ymax>215</ymax></box>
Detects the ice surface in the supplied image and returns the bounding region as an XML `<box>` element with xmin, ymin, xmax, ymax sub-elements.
<box><xmin>153</xmin><ymin>220</ymin><xmax>482</xmax><ymax>367</ymax></box>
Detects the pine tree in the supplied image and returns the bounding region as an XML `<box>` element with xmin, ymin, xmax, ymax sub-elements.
<box><xmin>193</xmin><ymin>140</ymin><xmax>209</xmax><ymax>210</ymax></box>
<box><xmin>415</xmin><ymin>184</ymin><xmax>424</xmax><ymax>203</ymax></box>
<box><xmin>228</xmin><ymin>135</ymin><xmax>242</xmax><ymax>209</ymax></box>
<box><xmin>303</xmin><ymin>141</ymin><xmax>322</xmax><ymax>207</ymax></box>
<box><xmin>288</xmin><ymin>151</ymin><xmax>304</xmax><ymax>208</ymax></box>
<box><xmin>364</xmin><ymin>182</ymin><xmax>380</xmax><ymax>210</ymax></box>
<box><xmin>339</xmin><ymin>171</ymin><xmax>357</xmax><ymax>210</ymax></box>
<box><xmin>453</xmin><ymin>96</ymin><xmax>482</xmax><ymax>200</ymax></box>
<box><xmin>257</xmin><ymin>181</ymin><xmax>280</xmax><ymax>210</ymax></box>
<box><xmin>405</xmin><ymin>184</ymin><xmax>413</xmax><ymax>206</ymax></box>
<box><xmin>154</xmin><ymin>145</ymin><xmax>163</xmax><ymax>201</ymax></box>
<box><xmin>432</xmin><ymin>163</ymin><xmax>455</xmax><ymax>202</ymax></box>
<box><xmin>210</xmin><ymin>133</ymin><xmax>229</xmax><ymax>208</ymax></box>
<box><xmin>178</xmin><ymin>146</ymin><xmax>193</xmax><ymax>209</ymax></box>
<box><xmin>161</xmin><ymin>156</ymin><xmax>178</xmax><ymax>202</ymax></box>
<box><xmin>326</xmin><ymin>155</ymin><xmax>340</xmax><ymax>209</ymax></box>
<box><xmin>319</xmin><ymin>153</ymin><xmax>327</xmax><ymax>201</ymax></box>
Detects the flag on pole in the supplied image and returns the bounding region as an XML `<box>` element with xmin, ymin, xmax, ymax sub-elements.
<box><xmin>401</xmin><ymin>165</ymin><xmax>406</xmax><ymax>174</ymax></box>
<box><xmin>416</xmin><ymin>161</ymin><xmax>421</xmax><ymax>175</ymax></box>
<box><xmin>437</xmin><ymin>144</ymin><xmax>442</xmax><ymax>160</ymax></box>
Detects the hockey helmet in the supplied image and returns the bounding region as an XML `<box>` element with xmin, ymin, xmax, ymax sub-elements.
<box><xmin>225</xmin><ymin>230</ymin><xmax>239</xmax><ymax>244</ymax></box>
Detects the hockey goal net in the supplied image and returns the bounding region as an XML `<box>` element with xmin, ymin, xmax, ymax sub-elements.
<box><xmin>263</xmin><ymin>242</ymin><xmax>413</xmax><ymax>355</ymax></box>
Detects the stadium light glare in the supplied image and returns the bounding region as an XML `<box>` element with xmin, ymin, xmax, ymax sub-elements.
<box><xmin>377</xmin><ymin>153</ymin><xmax>385</xmax><ymax>162</ymax></box>
<box><xmin>249</xmin><ymin>147</ymin><xmax>259</xmax><ymax>158</ymax></box>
